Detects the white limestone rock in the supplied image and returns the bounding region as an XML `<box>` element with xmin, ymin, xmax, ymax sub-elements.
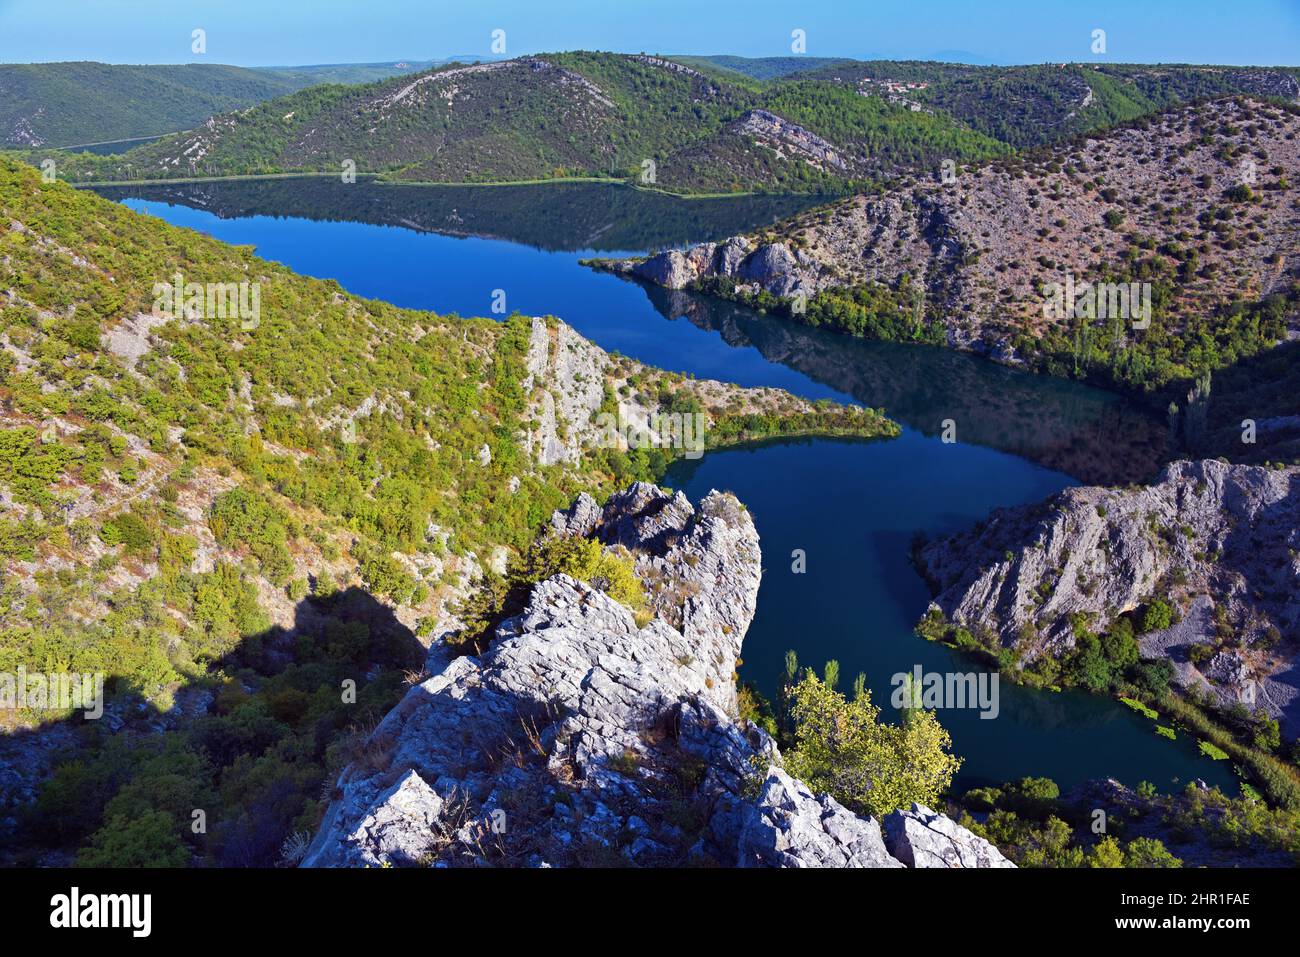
<box><xmin>883</xmin><ymin>803</ymin><xmax>1016</xmax><ymax>868</ymax></box>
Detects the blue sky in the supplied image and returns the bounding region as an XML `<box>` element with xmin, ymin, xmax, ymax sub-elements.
<box><xmin>1</xmin><ymin>0</ymin><xmax>1297</xmax><ymax>66</ymax></box>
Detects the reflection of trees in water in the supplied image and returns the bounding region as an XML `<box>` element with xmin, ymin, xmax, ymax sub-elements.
<box><xmin>642</xmin><ymin>284</ymin><xmax>1174</xmax><ymax>486</ymax></box>
<box><xmin>93</xmin><ymin>178</ymin><xmax>823</xmax><ymax>254</ymax></box>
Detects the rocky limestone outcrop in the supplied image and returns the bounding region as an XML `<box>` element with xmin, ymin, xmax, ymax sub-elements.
<box><xmin>731</xmin><ymin>109</ymin><xmax>853</xmax><ymax>173</ymax></box>
<box><xmin>884</xmin><ymin>803</ymin><xmax>1015</xmax><ymax>868</ymax></box>
<box><xmin>302</xmin><ymin>483</ymin><xmax>1009</xmax><ymax>868</ymax></box>
<box><xmin>621</xmin><ymin>234</ymin><xmax>820</xmax><ymax>302</ymax></box>
<box><xmin>918</xmin><ymin>459</ymin><xmax>1300</xmax><ymax>734</ymax></box>
<box><xmin>521</xmin><ymin>317</ymin><xmax>607</xmax><ymax>467</ymax></box>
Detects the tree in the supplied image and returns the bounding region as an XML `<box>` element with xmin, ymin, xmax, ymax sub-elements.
<box><xmin>76</xmin><ymin>810</ymin><xmax>190</xmax><ymax>868</ymax></box>
<box><xmin>518</xmin><ymin>535</ymin><xmax>646</xmax><ymax>615</ymax></box>
<box><xmin>1253</xmin><ymin>716</ymin><xmax>1281</xmax><ymax>753</ymax></box>
<box><xmin>1140</xmin><ymin>600</ymin><xmax>1174</xmax><ymax>633</ymax></box>
<box><xmin>1067</xmin><ymin>636</ymin><xmax>1115</xmax><ymax>692</ymax></box>
<box><xmin>1132</xmin><ymin>658</ymin><xmax>1175</xmax><ymax>696</ymax></box>
<box><xmin>1123</xmin><ymin>837</ymin><xmax>1182</xmax><ymax>868</ymax></box>
<box><xmin>1101</xmin><ymin>617</ymin><xmax>1140</xmax><ymax>670</ymax></box>
<box><xmin>1087</xmin><ymin>836</ymin><xmax>1125</xmax><ymax>868</ymax></box>
<box><xmin>783</xmin><ymin>671</ymin><xmax>961</xmax><ymax>818</ymax></box>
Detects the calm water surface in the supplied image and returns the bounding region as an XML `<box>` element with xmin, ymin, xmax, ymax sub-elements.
<box><xmin>104</xmin><ymin>178</ymin><xmax>1233</xmax><ymax>794</ymax></box>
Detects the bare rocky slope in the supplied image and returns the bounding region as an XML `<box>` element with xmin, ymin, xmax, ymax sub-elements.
<box><xmin>918</xmin><ymin>459</ymin><xmax>1300</xmax><ymax>735</ymax></box>
<box><xmin>600</xmin><ymin>97</ymin><xmax>1300</xmax><ymax>366</ymax></box>
<box><xmin>302</xmin><ymin>482</ymin><xmax>1012</xmax><ymax>868</ymax></box>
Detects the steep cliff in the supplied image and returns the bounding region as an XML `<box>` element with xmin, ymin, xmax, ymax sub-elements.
<box><xmin>302</xmin><ymin>483</ymin><xmax>1011</xmax><ymax>868</ymax></box>
<box><xmin>918</xmin><ymin>459</ymin><xmax>1300</xmax><ymax>734</ymax></box>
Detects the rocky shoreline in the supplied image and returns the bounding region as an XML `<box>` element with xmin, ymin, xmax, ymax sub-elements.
<box><xmin>917</xmin><ymin>459</ymin><xmax>1300</xmax><ymax>736</ymax></box>
<box><xmin>590</xmin><ymin>98</ymin><xmax>1300</xmax><ymax>365</ymax></box>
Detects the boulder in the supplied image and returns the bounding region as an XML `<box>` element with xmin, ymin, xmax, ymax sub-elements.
<box><xmin>632</xmin><ymin>249</ymin><xmax>699</xmax><ymax>289</ymax></box>
<box><xmin>883</xmin><ymin>803</ymin><xmax>1016</xmax><ymax>868</ymax></box>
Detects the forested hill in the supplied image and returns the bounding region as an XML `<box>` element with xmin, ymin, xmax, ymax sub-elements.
<box><xmin>24</xmin><ymin>53</ymin><xmax>1300</xmax><ymax>195</ymax></box>
<box><xmin>28</xmin><ymin>52</ymin><xmax>1011</xmax><ymax>193</ymax></box>
<box><xmin>0</xmin><ymin>60</ymin><xmax>439</xmax><ymax>149</ymax></box>
<box><xmin>787</xmin><ymin>60</ymin><xmax>1300</xmax><ymax>148</ymax></box>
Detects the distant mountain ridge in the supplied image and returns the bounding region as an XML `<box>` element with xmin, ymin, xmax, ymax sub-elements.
<box><xmin>34</xmin><ymin>52</ymin><xmax>1013</xmax><ymax>193</ymax></box>
<box><xmin>0</xmin><ymin>60</ymin><xmax>442</xmax><ymax>149</ymax></box>
<box><xmin>20</xmin><ymin>52</ymin><xmax>1300</xmax><ymax>196</ymax></box>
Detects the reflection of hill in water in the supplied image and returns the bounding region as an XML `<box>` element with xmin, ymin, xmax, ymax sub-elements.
<box><xmin>642</xmin><ymin>284</ymin><xmax>1174</xmax><ymax>486</ymax></box>
<box><xmin>92</xmin><ymin>177</ymin><xmax>823</xmax><ymax>253</ymax></box>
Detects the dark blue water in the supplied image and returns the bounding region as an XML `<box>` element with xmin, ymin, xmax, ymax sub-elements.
<box><xmin>120</xmin><ymin>195</ymin><xmax>837</xmax><ymax>399</ymax></box>
<box><xmin>111</xmin><ymin>180</ymin><xmax>1235</xmax><ymax>795</ymax></box>
<box><xmin>665</xmin><ymin>438</ymin><xmax>1229</xmax><ymax>790</ymax></box>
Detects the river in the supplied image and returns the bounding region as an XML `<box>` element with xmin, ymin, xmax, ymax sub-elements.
<box><xmin>98</xmin><ymin>176</ymin><xmax>1236</xmax><ymax>793</ymax></box>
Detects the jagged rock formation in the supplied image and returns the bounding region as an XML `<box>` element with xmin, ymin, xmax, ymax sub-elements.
<box><xmin>918</xmin><ymin>459</ymin><xmax>1300</xmax><ymax>733</ymax></box>
<box><xmin>884</xmin><ymin>803</ymin><xmax>1016</xmax><ymax>868</ymax></box>
<box><xmin>302</xmin><ymin>483</ymin><xmax>1011</xmax><ymax>868</ymax></box>
<box><xmin>730</xmin><ymin>110</ymin><xmax>852</xmax><ymax>173</ymax></box>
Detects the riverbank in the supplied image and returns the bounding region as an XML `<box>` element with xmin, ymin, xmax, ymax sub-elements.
<box><xmin>58</xmin><ymin>165</ymin><xmax>841</xmax><ymax>200</ymax></box>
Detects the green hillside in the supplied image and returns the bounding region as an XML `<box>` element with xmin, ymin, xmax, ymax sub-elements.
<box><xmin>26</xmin><ymin>52</ymin><xmax>1016</xmax><ymax>194</ymax></box>
<box><xmin>0</xmin><ymin>153</ymin><xmax>893</xmax><ymax>864</ymax></box>
<box><xmin>11</xmin><ymin>54</ymin><xmax>1298</xmax><ymax>194</ymax></box>
<box><xmin>792</xmin><ymin>60</ymin><xmax>1300</xmax><ymax>148</ymax></box>
<box><xmin>0</xmin><ymin>60</ymin><xmax>434</xmax><ymax>149</ymax></box>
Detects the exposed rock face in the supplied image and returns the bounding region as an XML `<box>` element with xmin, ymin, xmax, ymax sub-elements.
<box><xmin>731</xmin><ymin>109</ymin><xmax>852</xmax><ymax>172</ymax></box>
<box><xmin>630</xmin><ymin>249</ymin><xmax>699</xmax><ymax>290</ymax></box>
<box><xmin>918</xmin><ymin>459</ymin><xmax>1300</xmax><ymax>734</ymax></box>
<box><xmin>521</xmin><ymin>317</ymin><xmax>606</xmax><ymax>467</ymax></box>
<box><xmin>884</xmin><ymin>804</ymin><xmax>1015</xmax><ymax>868</ymax></box>
<box><xmin>627</xmin><ymin>235</ymin><xmax>813</xmax><ymax>300</ymax></box>
<box><xmin>303</xmin><ymin>483</ymin><xmax>1006</xmax><ymax>868</ymax></box>
<box><xmin>737</xmin><ymin>768</ymin><xmax>903</xmax><ymax>868</ymax></box>
<box><xmin>518</xmin><ymin>314</ymin><xmax>887</xmax><ymax>470</ymax></box>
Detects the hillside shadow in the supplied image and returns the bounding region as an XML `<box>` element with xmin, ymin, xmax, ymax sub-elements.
<box><xmin>1194</xmin><ymin>340</ymin><xmax>1300</xmax><ymax>463</ymax></box>
<box><xmin>0</xmin><ymin>585</ymin><xmax>427</xmax><ymax>866</ymax></box>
